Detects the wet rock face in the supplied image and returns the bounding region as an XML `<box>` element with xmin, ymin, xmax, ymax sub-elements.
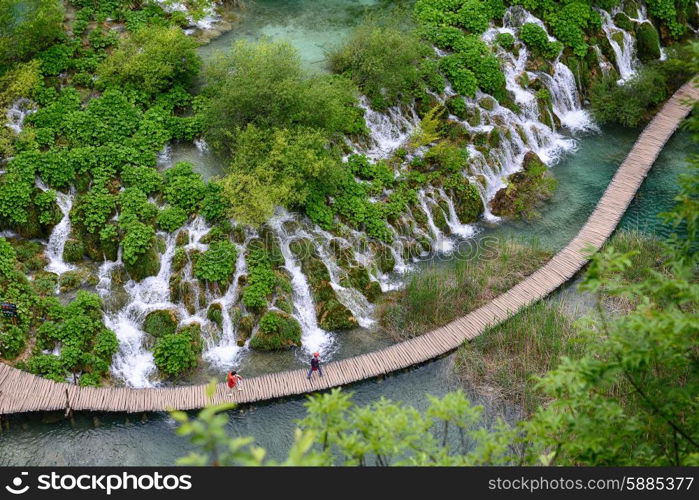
<box><xmin>143</xmin><ymin>309</ymin><xmax>180</xmax><ymax>338</ymax></box>
<box><xmin>290</xmin><ymin>237</ymin><xmax>358</xmax><ymax>330</ymax></box>
<box><xmin>249</xmin><ymin>310</ymin><xmax>302</xmax><ymax>351</ymax></box>
<box><xmin>124</xmin><ymin>240</ymin><xmax>161</xmax><ymax>282</ymax></box>
<box><xmin>490</xmin><ymin>151</ymin><xmax>556</xmax><ymax>219</ymax></box>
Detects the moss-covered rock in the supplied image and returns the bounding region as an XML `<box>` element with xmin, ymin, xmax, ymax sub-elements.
<box><xmin>373</xmin><ymin>243</ymin><xmax>396</xmax><ymax>274</ymax></box>
<box><xmin>490</xmin><ymin>151</ymin><xmax>557</xmax><ymax>219</ymax></box>
<box><xmin>232</xmin><ymin>307</ymin><xmax>254</xmax><ymax>346</ymax></box>
<box><xmin>58</xmin><ymin>268</ymin><xmax>97</xmax><ymax>293</ymax></box>
<box><xmin>635</xmin><ymin>22</ymin><xmax>661</xmax><ymax>63</ymax></box>
<box><xmin>63</xmin><ymin>237</ymin><xmax>85</xmax><ymax>263</ymax></box>
<box><xmin>206</xmin><ymin>303</ymin><xmax>223</xmax><ymax>327</ymax></box>
<box><xmin>477</xmin><ymin>96</ymin><xmax>496</xmax><ymax>111</ymax></box>
<box><xmin>342</xmin><ymin>266</ymin><xmax>382</xmax><ymax>303</ymax></box>
<box><xmin>144</xmin><ymin>309</ymin><xmax>179</xmax><ymax>337</ymax></box>
<box><xmin>613</xmin><ymin>12</ymin><xmax>634</xmax><ymax>32</ymax></box>
<box><xmin>318</xmin><ymin>297</ymin><xmax>358</xmax><ymax>330</ymax></box>
<box><xmin>447</xmin><ymin>179</ymin><xmax>483</xmax><ymax>224</ymax></box>
<box><xmin>124</xmin><ymin>241</ymin><xmax>161</xmax><ymax>282</ymax></box>
<box><xmin>175</xmin><ymin>230</ymin><xmax>189</xmax><ymax>247</ymax></box>
<box><xmin>249</xmin><ymin>311</ymin><xmax>301</xmax><ymax>350</ymax></box>
<box><xmin>172</xmin><ymin>247</ymin><xmax>187</xmax><ymax>273</ymax></box>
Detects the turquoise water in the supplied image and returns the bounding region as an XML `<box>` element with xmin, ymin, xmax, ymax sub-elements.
<box><xmin>199</xmin><ymin>0</ymin><xmax>399</xmax><ymax>71</ymax></box>
<box><xmin>0</xmin><ymin>357</ymin><xmax>520</xmax><ymax>466</ymax></box>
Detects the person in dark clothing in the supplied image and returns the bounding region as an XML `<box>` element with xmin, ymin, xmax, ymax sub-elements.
<box><xmin>307</xmin><ymin>352</ymin><xmax>323</xmax><ymax>379</ymax></box>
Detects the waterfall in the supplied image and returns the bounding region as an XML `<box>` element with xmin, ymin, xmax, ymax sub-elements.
<box><xmin>357</xmin><ymin>96</ymin><xmax>419</xmax><ymax>159</ymax></box>
<box><xmin>599</xmin><ymin>9</ymin><xmax>639</xmax><ymax>83</ymax></box>
<box><xmin>106</xmin><ymin>231</ymin><xmax>179</xmax><ymax>387</ymax></box>
<box><xmin>202</xmin><ymin>236</ymin><xmax>249</xmax><ymax>369</ymax></box>
<box><xmin>436</xmin><ymin>187</ymin><xmax>477</xmax><ymax>238</ymax></box>
<box><xmin>194</xmin><ymin>138</ymin><xmax>210</xmax><ymax>153</ymax></box>
<box><xmin>269</xmin><ymin>210</ymin><xmax>334</xmax><ymax>356</ymax></box>
<box><xmin>5</xmin><ymin>98</ymin><xmax>35</xmax><ymax>135</ymax></box>
<box><xmin>417</xmin><ymin>189</ymin><xmax>454</xmax><ymax>254</ymax></box>
<box><xmin>311</xmin><ymin>229</ymin><xmax>375</xmax><ymax>328</ymax></box>
<box><xmin>36</xmin><ymin>179</ymin><xmax>76</xmax><ymax>276</ymax></box>
<box><xmin>548</xmin><ymin>62</ymin><xmax>596</xmax><ymax>132</ymax></box>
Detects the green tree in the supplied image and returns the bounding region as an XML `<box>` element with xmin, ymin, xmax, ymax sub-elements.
<box><xmin>202</xmin><ymin>40</ymin><xmax>362</xmax><ymax>155</ymax></box>
<box><xmin>96</xmin><ymin>26</ymin><xmax>201</xmax><ymax>98</ymax></box>
<box><xmin>0</xmin><ymin>0</ymin><xmax>65</xmax><ymax>70</ymax></box>
<box><xmin>220</xmin><ymin>126</ymin><xmax>344</xmax><ymax>225</ymax></box>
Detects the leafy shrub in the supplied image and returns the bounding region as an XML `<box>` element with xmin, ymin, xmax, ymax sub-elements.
<box><xmin>157</xmin><ymin>206</ymin><xmax>188</xmax><ymax>232</ymax></box>
<box><xmin>96</xmin><ymin>26</ymin><xmax>200</xmax><ymax>98</ymax></box>
<box><xmin>242</xmin><ymin>247</ymin><xmax>276</xmax><ymax>309</ymax></box>
<box><xmin>204</xmin><ymin>39</ymin><xmax>362</xmax><ymax>154</ymax></box>
<box><xmin>221</xmin><ymin>126</ymin><xmax>343</xmax><ymax>225</ymax></box>
<box><xmin>163</xmin><ymin>162</ymin><xmax>206</xmax><ymax>214</ymax></box>
<box><xmin>194</xmin><ymin>240</ymin><xmax>237</xmax><ymax>285</ymax></box>
<box><xmin>122</xmin><ymin>165</ymin><xmax>163</xmax><ymax>195</ymax></box>
<box><xmin>329</xmin><ymin>22</ymin><xmax>434</xmax><ymax>110</ymax></box>
<box><xmin>73</xmin><ymin>188</ymin><xmax>117</xmax><ymax>234</ymax></box>
<box><xmin>439</xmin><ymin>55</ymin><xmax>478</xmax><ymax>97</ymax></box>
<box><xmin>589</xmin><ymin>67</ymin><xmax>669</xmax><ymax>127</ymax></box>
<box><xmin>249</xmin><ymin>311</ymin><xmax>302</xmax><ymax>350</ymax></box>
<box><xmin>496</xmin><ymin>32</ymin><xmax>515</xmax><ymax>51</ymax></box>
<box><xmin>0</xmin><ymin>325</ymin><xmax>26</xmax><ymax>359</ymax></box>
<box><xmin>153</xmin><ymin>325</ymin><xmax>201</xmax><ymax>378</ymax></box>
<box><xmin>121</xmin><ymin>221</ymin><xmax>155</xmax><ymax>266</ymax></box>
<box><xmin>519</xmin><ymin>23</ymin><xmax>562</xmax><ymax>60</ymax></box>
<box><xmin>119</xmin><ymin>187</ymin><xmax>158</xmax><ymax>226</ymax></box>
<box><xmin>0</xmin><ymin>0</ymin><xmax>65</xmax><ymax>70</ymax></box>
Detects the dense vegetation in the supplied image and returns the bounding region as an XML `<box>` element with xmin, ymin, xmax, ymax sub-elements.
<box><xmin>0</xmin><ymin>0</ymin><xmax>695</xmax><ymax>385</ymax></box>
<box><xmin>175</xmin><ymin>95</ymin><xmax>699</xmax><ymax>464</ymax></box>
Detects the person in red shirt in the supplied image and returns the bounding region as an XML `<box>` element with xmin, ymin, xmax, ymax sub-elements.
<box><xmin>227</xmin><ymin>370</ymin><xmax>243</xmax><ymax>395</ymax></box>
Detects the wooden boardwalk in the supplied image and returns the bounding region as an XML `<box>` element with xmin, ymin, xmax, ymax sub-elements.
<box><xmin>1</xmin><ymin>81</ymin><xmax>696</xmax><ymax>415</ymax></box>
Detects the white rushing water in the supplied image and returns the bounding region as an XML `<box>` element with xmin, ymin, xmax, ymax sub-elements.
<box><xmin>357</xmin><ymin>96</ymin><xmax>420</xmax><ymax>159</ymax></box>
<box><xmin>599</xmin><ymin>9</ymin><xmax>640</xmax><ymax>83</ymax></box>
<box><xmin>5</xmin><ymin>98</ymin><xmax>35</xmax><ymax>135</ymax></box>
<box><xmin>46</xmin><ymin>5</ymin><xmax>642</xmax><ymax>385</ymax></box>
<box><xmin>202</xmin><ymin>236</ymin><xmax>250</xmax><ymax>370</ymax></box>
<box><xmin>36</xmin><ymin>179</ymin><xmax>77</xmax><ymax>276</ymax></box>
<box><xmin>269</xmin><ymin>210</ymin><xmax>334</xmax><ymax>356</ymax></box>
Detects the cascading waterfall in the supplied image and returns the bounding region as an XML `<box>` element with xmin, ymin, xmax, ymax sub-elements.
<box><xmin>202</xmin><ymin>237</ymin><xmax>250</xmax><ymax>369</ymax></box>
<box><xmin>36</xmin><ymin>179</ymin><xmax>76</xmax><ymax>277</ymax></box>
<box><xmin>417</xmin><ymin>189</ymin><xmax>454</xmax><ymax>254</ymax></box>
<box><xmin>599</xmin><ymin>9</ymin><xmax>640</xmax><ymax>82</ymax></box>
<box><xmin>269</xmin><ymin>210</ymin><xmax>334</xmax><ymax>356</ymax></box>
<box><xmin>36</xmin><ymin>4</ymin><xmax>626</xmax><ymax>385</ymax></box>
<box><xmin>311</xmin><ymin>229</ymin><xmax>375</xmax><ymax>328</ymax></box>
<box><xmin>542</xmin><ymin>62</ymin><xmax>597</xmax><ymax>133</ymax></box>
<box><xmin>357</xmin><ymin>96</ymin><xmax>419</xmax><ymax>159</ymax></box>
<box><xmin>436</xmin><ymin>187</ymin><xmax>477</xmax><ymax>238</ymax></box>
<box><xmin>5</xmin><ymin>98</ymin><xmax>35</xmax><ymax>135</ymax></box>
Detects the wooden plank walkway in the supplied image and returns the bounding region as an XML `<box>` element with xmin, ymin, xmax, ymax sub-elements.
<box><xmin>1</xmin><ymin>81</ymin><xmax>697</xmax><ymax>415</ymax></box>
